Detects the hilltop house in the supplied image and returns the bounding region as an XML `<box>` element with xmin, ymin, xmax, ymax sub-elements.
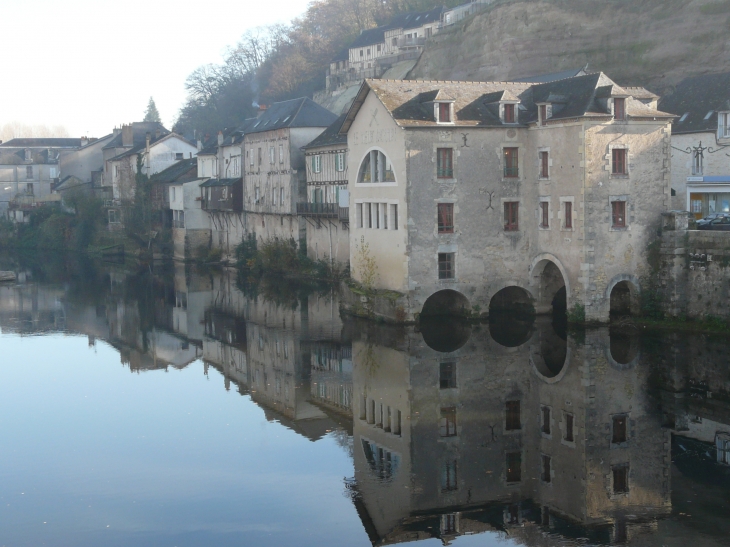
<box><xmin>342</xmin><ymin>73</ymin><xmax>673</xmax><ymax>323</ymax></box>
<box><xmin>300</xmin><ymin>113</ymin><xmax>350</xmax><ymax>264</ymax></box>
<box><xmin>242</xmin><ymin>98</ymin><xmax>337</xmax><ymax>249</ymax></box>
<box><xmin>0</xmin><ymin>138</ymin><xmax>82</xmax><ymax>222</ymax></box>
<box><xmin>327</xmin><ymin>7</ymin><xmax>444</xmax><ymax>92</ymax></box>
<box><xmin>659</xmin><ymin>72</ymin><xmax>730</xmax><ymax>217</ymax></box>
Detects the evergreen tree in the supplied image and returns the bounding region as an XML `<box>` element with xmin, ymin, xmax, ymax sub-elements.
<box><xmin>143</xmin><ymin>97</ymin><xmax>161</xmax><ymax>123</ymax></box>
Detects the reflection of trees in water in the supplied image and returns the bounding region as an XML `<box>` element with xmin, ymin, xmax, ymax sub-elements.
<box><xmin>235</xmin><ymin>267</ymin><xmax>336</xmax><ymax>311</ymax></box>
<box><xmin>419</xmin><ymin>317</ymin><xmax>471</xmax><ymax>353</ymax></box>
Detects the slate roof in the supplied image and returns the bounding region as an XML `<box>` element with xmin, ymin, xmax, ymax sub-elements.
<box><xmin>513</xmin><ymin>67</ymin><xmax>588</xmax><ymax>83</ymax></box>
<box><xmin>102</xmin><ymin>122</ymin><xmax>169</xmax><ymax>150</ymax></box>
<box><xmin>149</xmin><ymin>158</ymin><xmax>199</xmax><ymax>184</ymax></box>
<box><xmin>347</xmin><ymin>6</ymin><xmax>444</xmax><ymax>49</ymax></box>
<box><xmin>302</xmin><ymin>113</ymin><xmax>348</xmax><ymax>150</ymax></box>
<box><xmin>0</xmin><ymin>138</ymin><xmax>82</xmax><ymax>148</ymax></box>
<box><xmin>107</xmin><ymin>133</ymin><xmax>192</xmax><ymax>162</ymax></box>
<box><xmin>246</xmin><ymin>98</ymin><xmax>337</xmax><ymax>135</ymax></box>
<box><xmin>341</xmin><ymin>73</ymin><xmax>673</xmax><ymax>132</ymax></box>
<box><xmin>0</xmin><ymin>148</ymin><xmax>59</xmax><ymax>164</ymax></box>
<box><xmin>659</xmin><ymin>72</ymin><xmax>730</xmax><ymax>134</ymax></box>
<box><xmin>200</xmin><ymin>177</ymin><xmax>241</xmax><ymax>187</ymax></box>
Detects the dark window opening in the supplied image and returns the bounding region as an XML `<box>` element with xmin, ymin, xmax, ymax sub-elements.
<box><xmin>504</xmin><ymin>147</ymin><xmax>519</xmax><ymax>177</ymax></box>
<box><xmin>565</xmin><ymin>413</ymin><xmax>574</xmax><ymax>442</ymax></box>
<box><xmin>613</xmin><ymin>465</ymin><xmax>629</xmax><ymax>493</ymax></box>
<box><xmin>612</xmin><ymin>200</ymin><xmax>626</xmax><ymax>228</ymax></box>
<box><xmin>437</xmin><ymin>148</ymin><xmax>453</xmax><ymax>178</ymax></box>
<box><xmin>438</xmin><ymin>253</ymin><xmax>455</xmax><ymax>279</ymax></box>
<box><xmin>540</xmin><ymin>104</ymin><xmax>548</xmax><ymax>125</ymax></box>
<box><xmin>440</xmin><ymin>362</ymin><xmax>456</xmax><ymax>389</ymax></box>
<box><xmin>438</xmin><ymin>203</ymin><xmax>454</xmax><ymax>233</ymax></box>
<box><xmin>565</xmin><ymin>201</ymin><xmax>573</xmax><ymax>229</ymax></box>
<box><xmin>612</xmin><ymin>148</ymin><xmax>627</xmax><ymax>175</ymax></box>
<box><xmin>506</xmin><ymin>400</ymin><xmax>521</xmax><ymax>430</ymax></box>
<box><xmin>614</xmin><ymin>98</ymin><xmax>626</xmax><ymax>121</ymax></box>
<box><xmin>541</xmin><ymin>454</ymin><xmax>551</xmax><ymax>483</ymax></box>
<box><xmin>440</xmin><ymin>406</ymin><xmax>457</xmax><ymax>437</ymax></box>
<box><xmin>506</xmin><ymin>452</ymin><xmax>521</xmax><ymax>482</ymax></box>
<box><xmin>540</xmin><ymin>151</ymin><xmax>549</xmax><ymax>178</ymax></box>
<box><xmin>612</xmin><ymin>414</ymin><xmax>628</xmax><ymax>443</ymax></box>
<box><xmin>541</xmin><ymin>406</ymin><xmax>551</xmax><ymax>435</ymax></box>
<box><xmin>504</xmin><ymin>201</ymin><xmax>519</xmax><ymax>231</ymax></box>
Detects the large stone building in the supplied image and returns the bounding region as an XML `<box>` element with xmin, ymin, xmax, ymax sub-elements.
<box><xmin>242</xmin><ymin>98</ymin><xmax>337</xmax><ymax>247</ymax></box>
<box><xmin>341</xmin><ymin>73</ymin><xmax>674</xmax><ymax>323</ymax></box>
<box><xmin>660</xmin><ymin>72</ymin><xmax>730</xmax><ymax>217</ymax></box>
<box><xmin>301</xmin><ymin>113</ymin><xmax>350</xmax><ymax>264</ymax></box>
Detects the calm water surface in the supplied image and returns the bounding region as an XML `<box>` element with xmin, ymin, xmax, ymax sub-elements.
<box><xmin>0</xmin><ymin>254</ymin><xmax>728</xmax><ymax>546</ymax></box>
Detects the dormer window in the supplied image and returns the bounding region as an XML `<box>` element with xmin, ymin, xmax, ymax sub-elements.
<box><xmin>24</xmin><ymin>149</ymin><xmax>31</xmax><ymax>161</ymax></box>
<box><xmin>537</xmin><ymin>104</ymin><xmax>553</xmax><ymax>126</ymax></box>
<box><xmin>438</xmin><ymin>102</ymin><xmax>451</xmax><ymax>123</ymax></box>
<box><xmin>504</xmin><ymin>104</ymin><xmax>515</xmax><ymax>124</ymax></box>
<box><xmin>719</xmin><ymin>112</ymin><xmax>730</xmax><ymax>139</ymax></box>
<box><xmin>614</xmin><ymin>98</ymin><xmax>626</xmax><ymax>121</ymax></box>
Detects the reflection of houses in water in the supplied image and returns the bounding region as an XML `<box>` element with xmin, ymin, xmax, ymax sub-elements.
<box><xmin>0</xmin><ymin>278</ymin><xmax>67</xmax><ymax>333</ymax></box>
<box><xmin>201</xmin><ymin>270</ymin><xmax>353</xmax><ymax>440</ymax></box>
<box><xmin>351</xmin><ymin>320</ymin><xmax>671</xmax><ymax>546</ymax></box>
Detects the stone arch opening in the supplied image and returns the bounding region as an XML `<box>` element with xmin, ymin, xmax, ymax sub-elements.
<box><xmin>609</xmin><ymin>280</ymin><xmax>639</xmax><ymax>317</ymax></box>
<box><xmin>488</xmin><ymin>286</ymin><xmax>534</xmax><ymax>316</ymax></box>
<box><xmin>488</xmin><ymin>286</ymin><xmax>534</xmax><ymax>348</ymax></box>
<box><xmin>608</xmin><ymin>331</ymin><xmax>640</xmax><ymax>368</ymax></box>
<box><xmin>421</xmin><ymin>289</ymin><xmax>471</xmax><ymax>319</ymax></box>
<box><xmin>420</xmin><ymin>318</ymin><xmax>471</xmax><ymax>353</ymax></box>
<box><xmin>532</xmin><ymin>260</ymin><xmax>567</xmax><ymax>316</ymax></box>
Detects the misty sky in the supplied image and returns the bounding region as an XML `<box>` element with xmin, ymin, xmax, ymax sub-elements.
<box><xmin>0</xmin><ymin>0</ymin><xmax>312</xmax><ymax>138</ymax></box>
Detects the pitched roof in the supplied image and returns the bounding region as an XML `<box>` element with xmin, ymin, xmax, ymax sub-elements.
<box><xmin>149</xmin><ymin>158</ymin><xmax>199</xmax><ymax>184</ymax></box>
<box><xmin>341</xmin><ymin>73</ymin><xmax>673</xmax><ymax>132</ymax></box>
<box><xmin>0</xmin><ymin>138</ymin><xmax>82</xmax><ymax>148</ymax></box>
<box><xmin>302</xmin><ymin>113</ymin><xmax>348</xmax><ymax>150</ymax></box>
<box><xmin>513</xmin><ymin>67</ymin><xmax>588</xmax><ymax>83</ymax></box>
<box><xmin>659</xmin><ymin>72</ymin><xmax>730</xmax><ymax>134</ymax></box>
<box><xmin>246</xmin><ymin>98</ymin><xmax>337</xmax><ymax>135</ymax></box>
<box><xmin>108</xmin><ymin>132</ymin><xmax>192</xmax><ymax>161</ymax></box>
<box><xmin>200</xmin><ymin>177</ymin><xmax>241</xmax><ymax>187</ymax></box>
<box><xmin>346</xmin><ymin>6</ymin><xmax>444</xmax><ymax>49</ymax></box>
<box><xmin>102</xmin><ymin>122</ymin><xmax>169</xmax><ymax>150</ymax></box>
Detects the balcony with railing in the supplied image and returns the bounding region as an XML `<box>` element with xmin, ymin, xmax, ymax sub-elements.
<box><xmin>297</xmin><ymin>202</ymin><xmax>350</xmax><ymax>222</ymax></box>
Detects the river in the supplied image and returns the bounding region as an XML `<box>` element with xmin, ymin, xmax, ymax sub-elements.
<box><xmin>0</xmin><ymin>253</ymin><xmax>728</xmax><ymax>546</ymax></box>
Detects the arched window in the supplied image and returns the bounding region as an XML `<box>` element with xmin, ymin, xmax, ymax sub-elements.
<box><xmin>358</xmin><ymin>150</ymin><xmax>395</xmax><ymax>183</ymax></box>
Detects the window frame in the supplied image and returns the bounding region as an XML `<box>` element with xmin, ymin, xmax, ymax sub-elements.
<box><xmin>564</xmin><ymin>412</ymin><xmax>575</xmax><ymax>443</ymax></box>
<box><xmin>539</xmin><ymin>104</ymin><xmax>548</xmax><ymax>126</ymax></box>
<box><xmin>506</xmin><ymin>451</ymin><xmax>522</xmax><ymax>483</ymax></box>
<box><xmin>438</xmin><ymin>102</ymin><xmax>452</xmax><ymax>123</ymax></box>
<box><xmin>505</xmin><ymin>400</ymin><xmax>521</xmax><ymax>431</ymax></box>
<box><xmin>541</xmin><ymin>454</ymin><xmax>552</xmax><ymax>483</ymax></box>
<box><xmin>612</xmin><ymin>200</ymin><xmax>627</xmax><ymax>228</ymax></box>
<box><xmin>503</xmin><ymin>147</ymin><xmax>519</xmax><ymax>178</ymax></box>
<box><xmin>613</xmin><ymin>97</ymin><xmax>626</xmax><ymax>121</ymax></box>
<box><xmin>503</xmin><ymin>103</ymin><xmax>516</xmax><ymax>124</ymax></box>
<box><xmin>612</xmin><ymin>464</ymin><xmax>629</xmax><ymax>494</ymax></box>
<box><xmin>539</xmin><ymin>151</ymin><xmax>549</xmax><ymax>179</ymax></box>
<box><xmin>692</xmin><ymin>149</ymin><xmax>703</xmax><ymax>176</ymax></box>
<box><xmin>540</xmin><ymin>201</ymin><xmax>549</xmax><ymax>229</ymax></box>
<box><xmin>437</xmin><ymin>202</ymin><xmax>454</xmax><ymax>233</ymax></box>
<box><xmin>439</xmin><ymin>362</ymin><xmax>457</xmax><ymax>389</ymax></box>
<box><xmin>335</xmin><ymin>152</ymin><xmax>346</xmax><ymax>172</ymax></box>
<box><xmin>541</xmin><ymin>405</ymin><xmax>551</xmax><ymax>436</ymax></box>
<box><xmin>564</xmin><ymin>200</ymin><xmax>573</xmax><ymax>229</ymax></box>
<box><xmin>504</xmin><ymin>201</ymin><xmax>519</xmax><ymax>231</ymax></box>
<box><xmin>612</xmin><ymin>414</ymin><xmax>628</xmax><ymax>444</ymax></box>
<box><xmin>437</xmin><ymin>147</ymin><xmax>454</xmax><ymax>179</ymax></box>
<box><xmin>438</xmin><ymin>252</ymin><xmax>455</xmax><ymax>280</ymax></box>
<box><xmin>440</xmin><ymin>406</ymin><xmax>458</xmax><ymax>437</ymax></box>
<box><xmin>611</xmin><ymin>148</ymin><xmax>628</xmax><ymax>176</ymax></box>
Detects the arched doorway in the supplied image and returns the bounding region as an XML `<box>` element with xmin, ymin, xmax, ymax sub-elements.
<box><xmin>609</xmin><ymin>280</ymin><xmax>639</xmax><ymax>317</ymax></box>
<box><xmin>420</xmin><ymin>289</ymin><xmax>471</xmax><ymax>319</ymax></box>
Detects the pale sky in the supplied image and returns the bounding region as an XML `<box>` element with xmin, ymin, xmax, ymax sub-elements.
<box><xmin>0</xmin><ymin>0</ymin><xmax>313</xmax><ymax>138</ymax></box>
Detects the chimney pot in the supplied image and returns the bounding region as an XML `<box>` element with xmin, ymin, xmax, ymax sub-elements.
<box><xmin>217</xmin><ymin>131</ymin><xmax>224</xmax><ymax>145</ymax></box>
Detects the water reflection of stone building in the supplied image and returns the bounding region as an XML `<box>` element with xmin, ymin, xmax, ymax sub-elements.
<box><xmin>351</xmin><ymin>321</ymin><xmax>671</xmax><ymax>545</ymax></box>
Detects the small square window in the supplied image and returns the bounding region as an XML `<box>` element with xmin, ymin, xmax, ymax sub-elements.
<box><xmin>612</xmin><ymin>414</ymin><xmax>628</xmax><ymax>443</ymax></box>
<box><xmin>613</xmin><ymin>465</ymin><xmax>629</xmax><ymax>493</ymax></box>
<box><xmin>437</xmin><ymin>203</ymin><xmax>454</xmax><ymax>233</ymax></box>
<box><xmin>540</xmin><ymin>202</ymin><xmax>549</xmax><ymax>228</ymax></box>
<box><xmin>612</xmin><ymin>201</ymin><xmax>626</xmax><ymax>228</ymax></box>
<box><xmin>504</xmin><ymin>104</ymin><xmax>515</xmax><ymax>123</ymax></box>
<box><xmin>614</xmin><ymin>98</ymin><xmax>626</xmax><ymax>121</ymax></box>
<box><xmin>440</xmin><ymin>407</ymin><xmax>457</xmax><ymax>437</ymax></box>
<box><xmin>504</xmin><ymin>201</ymin><xmax>519</xmax><ymax>231</ymax></box>
<box><xmin>504</xmin><ymin>147</ymin><xmax>519</xmax><ymax>178</ymax></box>
<box><xmin>175</xmin><ymin>152</ymin><xmax>184</xmax><ymax>160</ymax></box>
<box><xmin>438</xmin><ymin>252</ymin><xmax>455</xmax><ymax>279</ymax></box>
<box><xmin>437</xmin><ymin>148</ymin><xmax>453</xmax><ymax>178</ymax></box>
<box><xmin>506</xmin><ymin>400</ymin><xmax>521</xmax><ymax>430</ymax></box>
<box><xmin>612</xmin><ymin>148</ymin><xmax>627</xmax><ymax>175</ymax></box>
<box><xmin>506</xmin><ymin>452</ymin><xmax>521</xmax><ymax>482</ymax></box>
<box><xmin>440</xmin><ymin>362</ymin><xmax>456</xmax><ymax>389</ymax></box>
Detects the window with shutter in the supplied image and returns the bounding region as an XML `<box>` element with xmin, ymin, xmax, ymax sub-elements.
<box><xmin>437</xmin><ymin>203</ymin><xmax>454</xmax><ymax>233</ymax></box>
<box><xmin>612</xmin><ymin>149</ymin><xmax>627</xmax><ymax>175</ymax></box>
<box><xmin>504</xmin><ymin>104</ymin><xmax>515</xmax><ymax>123</ymax></box>
<box><xmin>438</xmin><ymin>102</ymin><xmax>451</xmax><ymax>123</ymax></box>
<box><xmin>614</xmin><ymin>98</ymin><xmax>626</xmax><ymax>120</ymax></box>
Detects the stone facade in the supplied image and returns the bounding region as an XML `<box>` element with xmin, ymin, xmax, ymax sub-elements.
<box><xmin>343</xmin><ymin>74</ymin><xmax>673</xmax><ymax>323</ymax></box>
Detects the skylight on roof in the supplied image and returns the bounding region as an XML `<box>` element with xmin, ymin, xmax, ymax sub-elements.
<box><xmin>254</xmin><ymin>121</ymin><xmax>261</xmax><ymax>127</ymax></box>
<box><xmin>282</xmin><ymin>116</ymin><xmax>291</xmax><ymax>123</ymax></box>
<box><xmin>679</xmin><ymin>113</ymin><xmax>689</xmax><ymax>123</ymax></box>
<box><xmin>704</xmin><ymin>111</ymin><xmax>715</xmax><ymax>120</ymax></box>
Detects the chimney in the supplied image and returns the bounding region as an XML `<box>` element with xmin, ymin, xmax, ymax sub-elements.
<box><xmin>121</xmin><ymin>124</ymin><xmax>133</xmax><ymax>147</ymax></box>
<box><xmin>80</xmin><ymin>137</ymin><xmax>89</xmax><ymax>147</ymax></box>
<box><xmin>217</xmin><ymin>131</ymin><xmax>224</xmax><ymax>145</ymax></box>
<box><xmin>257</xmin><ymin>104</ymin><xmax>268</xmax><ymax>119</ymax></box>
<box><xmin>197</xmin><ymin>139</ymin><xmax>203</xmax><ymax>151</ymax></box>
<box><xmin>146</xmin><ymin>132</ymin><xmax>151</xmax><ymax>154</ymax></box>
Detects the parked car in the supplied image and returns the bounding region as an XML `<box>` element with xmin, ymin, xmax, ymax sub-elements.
<box><xmin>696</xmin><ymin>212</ymin><xmax>730</xmax><ymax>227</ymax></box>
<box><xmin>697</xmin><ymin>216</ymin><xmax>730</xmax><ymax>230</ymax></box>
